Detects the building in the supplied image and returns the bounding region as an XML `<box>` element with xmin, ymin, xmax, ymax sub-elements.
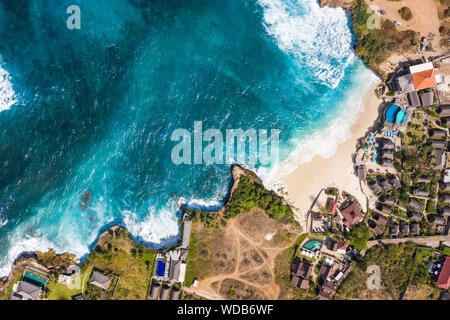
<box><xmin>317</xmin><ymin>281</ymin><xmax>336</xmax><ymax>300</ymax></box>
<box><xmin>170</xmin><ymin>287</ymin><xmax>181</xmax><ymax>300</ymax></box>
<box><xmin>336</xmin><ymin>241</ymin><xmax>348</xmax><ymax>255</ymax></box>
<box><xmin>379</xmin><ymin>179</ymin><xmax>392</xmax><ymax>192</ymax></box>
<box><xmin>377</xmin><ymin>203</ymin><xmax>393</xmax><ymax>214</ymax></box>
<box><xmin>181</xmin><ymin>214</ymin><xmax>192</xmax><ymax>249</ymax></box>
<box><xmin>409</xmin><ymin>62</ymin><xmax>440</xmax><ymax>91</ymax></box>
<box><xmin>431</xmin><ymin>139</ymin><xmax>446</xmax><ymax>149</ymax></box>
<box><xmin>291</xmin><ymin>259</ymin><xmax>312</xmax><ymax>279</ymax></box>
<box><xmin>368</xmin><ymin>180</ymin><xmax>383</xmax><ymax>195</ymax></box>
<box><xmin>327</xmin><ymin>198</ymin><xmax>337</xmax><ymax>215</ymax></box>
<box><xmin>439</xmin><ymin>206</ymin><xmax>450</xmax><ymax>216</ymax></box>
<box><xmin>160</xmin><ymin>285</ymin><xmax>170</xmax><ymax>300</ymax></box>
<box><xmin>407</xmin><ymin>91</ymin><xmax>421</xmax><ymax>106</ymax></box>
<box><xmin>441</xmin><ymin>117</ymin><xmax>450</xmax><ymax>126</ymax></box>
<box><xmin>443</xmin><ymin>183</ymin><xmax>450</xmax><ymax>192</ymax></box>
<box><xmin>370</xmin><ymin>222</ymin><xmax>385</xmax><ymax>236</ymax></box>
<box><xmin>438</xmin><ymin>105</ymin><xmax>450</xmax><ymax>117</ymax></box>
<box><xmin>381</xmin><ymin>150</ymin><xmax>394</xmax><ymax>161</ymax></box>
<box><xmin>417</xmin><ymin>176</ymin><xmax>431</xmax><ymax>183</ymax></box>
<box><xmin>357</xmin><ymin>165</ymin><xmax>367</xmax><ymax>181</ymax></box>
<box><xmin>433</xmin><ymin>149</ymin><xmax>446</xmax><ymax>170</ymax></box>
<box><xmin>400</xmin><ymin>223</ymin><xmax>410</xmax><ymax>237</ymax></box>
<box><xmin>291</xmin><ymin>276</ymin><xmax>310</xmax><ymax>289</ymax></box>
<box><xmin>89</xmin><ymin>270</ymin><xmax>112</xmax><ymax>291</ymax></box>
<box><xmin>429</xmin><ymin>214</ymin><xmax>446</xmax><ymax>225</ymax></box>
<box><xmin>9</xmin><ymin>280</ymin><xmax>42</xmax><ymax>300</ymax></box>
<box><xmin>408</xmin><ymin>198</ymin><xmax>423</xmax><ymax>211</ymax></box>
<box><xmin>408</xmin><ymin>211</ymin><xmax>424</xmax><ymax>221</ymax></box>
<box><xmin>390</xmin><ymin>224</ymin><xmax>400</xmax><ymax>237</ymax></box>
<box><xmin>430</xmin><ymin>129</ymin><xmax>446</xmax><ymax>138</ymax></box>
<box><xmin>381</xmin><ymin>139</ymin><xmax>394</xmax><ymax>150</ymax></box>
<box><xmin>439</xmin><ymin>193</ymin><xmax>450</xmax><ymax>204</ymax></box>
<box><xmin>421</xmin><ymin>91</ymin><xmax>434</xmax><ymax>106</ymax></box>
<box><xmin>410</xmin><ymin>223</ymin><xmax>420</xmax><ymax>236</ymax></box>
<box><xmin>436</xmin><ymin>256</ymin><xmax>450</xmax><ymax>290</ymax></box>
<box><xmin>387</xmin><ymin>175</ymin><xmax>401</xmax><ymax>190</ymax></box>
<box><xmin>380</xmin><ymin>159</ymin><xmax>394</xmax><ymax>167</ymax></box>
<box><xmin>414</xmin><ymin>189</ymin><xmax>430</xmax><ymax>197</ymax></box>
<box><xmin>379</xmin><ymin>195</ymin><xmax>395</xmax><ymax>205</ymax></box>
<box><xmin>397</xmin><ymin>73</ymin><xmax>415</xmax><ymax>94</ymax></box>
<box><xmin>372</xmin><ymin>212</ymin><xmax>389</xmax><ymax>225</ymax></box>
<box><xmin>319</xmin><ymin>263</ymin><xmax>331</xmax><ymax>279</ymax></box>
<box><xmin>340</xmin><ymin>202</ymin><xmax>364</xmax><ymax>230</ymax></box>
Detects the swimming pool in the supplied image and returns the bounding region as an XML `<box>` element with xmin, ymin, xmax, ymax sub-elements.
<box><xmin>156</xmin><ymin>260</ymin><xmax>166</xmax><ymax>277</ymax></box>
<box><xmin>22</xmin><ymin>271</ymin><xmax>48</xmax><ymax>288</ymax></box>
<box><xmin>303</xmin><ymin>240</ymin><xmax>323</xmax><ymax>251</ymax></box>
<box><xmin>385</xmin><ymin>104</ymin><xmax>401</xmax><ymax>123</ymax></box>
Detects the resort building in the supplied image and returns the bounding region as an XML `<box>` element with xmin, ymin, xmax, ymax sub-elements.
<box><xmin>409</xmin><ymin>223</ymin><xmax>420</xmax><ymax>236</ymax></box>
<box><xmin>387</xmin><ymin>175</ymin><xmax>401</xmax><ymax>190</ymax></box>
<box><xmin>439</xmin><ymin>193</ymin><xmax>450</xmax><ymax>204</ymax></box>
<box><xmin>369</xmin><ymin>221</ymin><xmax>385</xmax><ymax>236</ymax></box>
<box><xmin>390</xmin><ymin>224</ymin><xmax>400</xmax><ymax>237</ymax></box>
<box><xmin>336</xmin><ymin>241</ymin><xmax>348</xmax><ymax>255</ymax></box>
<box><xmin>377</xmin><ymin>203</ymin><xmax>393</xmax><ymax>215</ymax></box>
<box><xmin>408</xmin><ymin>198</ymin><xmax>424</xmax><ymax>211</ymax></box>
<box><xmin>89</xmin><ymin>270</ymin><xmax>112</xmax><ymax>291</ymax></box>
<box><xmin>372</xmin><ymin>212</ymin><xmax>388</xmax><ymax>225</ymax></box>
<box><xmin>421</xmin><ymin>91</ymin><xmax>434</xmax><ymax>106</ymax></box>
<box><xmin>291</xmin><ymin>276</ymin><xmax>310</xmax><ymax>289</ymax></box>
<box><xmin>410</xmin><ymin>62</ymin><xmax>441</xmax><ymax>91</ymax></box>
<box><xmin>290</xmin><ymin>259</ymin><xmax>312</xmax><ymax>290</ymax></box>
<box><xmin>439</xmin><ymin>206</ymin><xmax>450</xmax><ymax>216</ymax></box>
<box><xmin>429</xmin><ymin>129</ymin><xmax>447</xmax><ymax>138</ymax></box>
<box><xmin>368</xmin><ymin>180</ymin><xmax>383</xmax><ymax>196</ymax></box>
<box><xmin>150</xmin><ymin>282</ymin><xmax>161</xmax><ymax>300</ymax></box>
<box><xmin>317</xmin><ymin>281</ymin><xmax>336</xmax><ymax>300</ymax></box>
<box><xmin>417</xmin><ymin>176</ymin><xmax>432</xmax><ymax>183</ymax></box>
<box><xmin>431</xmin><ymin>139</ymin><xmax>447</xmax><ymax>149</ymax></box>
<box><xmin>400</xmin><ymin>223</ymin><xmax>410</xmax><ymax>237</ymax></box>
<box><xmin>407</xmin><ymin>91</ymin><xmax>421</xmax><ymax>107</ymax></box>
<box><xmin>170</xmin><ymin>287</ymin><xmax>181</xmax><ymax>300</ymax></box>
<box><xmin>379</xmin><ymin>195</ymin><xmax>395</xmax><ymax>205</ymax></box>
<box><xmin>429</xmin><ymin>214</ymin><xmax>446</xmax><ymax>225</ymax></box>
<box><xmin>160</xmin><ymin>285</ymin><xmax>170</xmax><ymax>300</ymax></box>
<box><xmin>438</xmin><ymin>105</ymin><xmax>450</xmax><ymax>116</ymax></box>
<box><xmin>408</xmin><ymin>211</ymin><xmax>424</xmax><ymax>222</ymax></box>
<box><xmin>414</xmin><ymin>189</ymin><xmax>430</xmax><ymax>197</ymax></box>
<box><xmin>339</xmin><ymin>202</ymin><xmax>364</xmax><ymax>230</ymax></box>
<box><xmin>380</xmin><ymin>159</ymin><xmax>394</xmax><ymax>167</ymax></box>
<box><xmin>9</xmin><ymin>280</ymin><xmax>42</xmax><ymax>300</ymax></box>
<box><xmin>437</xmin><ymin>256</ymin><xmax>450</xmax><ymax>290</ymax></box>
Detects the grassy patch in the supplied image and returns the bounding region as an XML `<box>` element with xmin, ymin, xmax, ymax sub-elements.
<box><xmin>336</xmin><ymin>243</ymin><xmax>417</xmax><ymax>299</ymax></box>
<box><xmin>80</xmin><ymin>227</ymin><xmax>156</xmax><ymax>300</ymax></box>
<box><xmin>344</xmin><ymin>223</ymin><xmax>369</xmax><ymax>251</ymax></box>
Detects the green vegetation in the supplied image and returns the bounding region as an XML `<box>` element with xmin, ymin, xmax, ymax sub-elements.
<box><xmin>434</xmin><ymin>0</ymin><xmax>450</xmax><ymax>20</ymax></box>
<box><xmin>344</xmin><ymin>223</ymin><xmax>369</xmax><ymax>251</ymax></box>
<box><xmin>275</xmin><ymin>234</ymin><xmax>317</xmax><ymax>300</ymax></box>
<box><xmin>225</xmin><ymin>176</ymin><xmax>297</xmax><ymax>225</ymax></box>
<box><xmin>337</xmin><ymin>243</ymin><xmax>418</xmax><ymax>299</ymax></box>
<box><xmin>398</xmin><ymin>7</ymin><xmax>413</xmax><ymax>21</ymax></box>
<box><xmin>325</xmin><ymin>187</ymin><xmax>339</xmax><ymax>196</ymax></box>
<box><xmin>46</xmin><ymin>266</ymin><xmax>92</xmax><ymax>300</ymax></box>
<box><xmin>185</xmin><ymin>208</ymin><xmax>223</xmax><ymax>229</ymax></box>
<box><xmin>350</xmin><ymin>0</ymin><xmax>416</xmax><ymax>76</ymax></box>
<box><xmin>80</xmin><ymin>227</ymin><xmax>156</xmax><ymax>300</ymax></box>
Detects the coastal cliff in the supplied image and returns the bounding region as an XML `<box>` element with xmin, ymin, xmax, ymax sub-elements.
<box><xmin>321</xmin><ymin>0</ymin><xmax>418</xmax><ymax>78</ymax></box>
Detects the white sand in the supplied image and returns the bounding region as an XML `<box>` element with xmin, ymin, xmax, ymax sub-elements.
<box><xmin>283</xmin><ymin>84</ymin><xmax>382</xmax><ymax>229</ymax></box>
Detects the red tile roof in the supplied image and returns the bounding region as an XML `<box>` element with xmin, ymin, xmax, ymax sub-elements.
<box><xmin>327</xmin><ymin>199</ymin><xmax>337</xmax><ymax>215</ymax></box>
<box><xmin>412</xmin><ymin>69</ymin><xmax>438</xmax><ymax>90</ymax></box>
<box><xmin>437</xmin><ymin>256</ymin><xmax>450</xmax><ymax>290</ymax></box>
<box><xmin>340</xmin><ymin>203</ymin><xmax>363</xmax><ymax>229</ymax></box>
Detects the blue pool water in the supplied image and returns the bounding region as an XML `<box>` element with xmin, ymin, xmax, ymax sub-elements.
<box><xmin>22</xmin><ymin>271</ymin><xmax>48</xmax><ymax>288</ymax></box>
<box><xmin>156</xmin><ymin>260</ymin><xmax>166</xmax><ymax>277</ymax></box>
<box><xmin>0</xmin><ymin>0</ymin><xmax>377</xmax><ymax>276</ymax></box>
<box><xmin>385</xmin><ymin>104</ymin><xmax>401</xmax><ymax>123</ymax></box>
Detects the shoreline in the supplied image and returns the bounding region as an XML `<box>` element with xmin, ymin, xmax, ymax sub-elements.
<box><xmin>283</xmin><ymin>82</ymin><xmax>383</xmax><ymax>228</ymax></box>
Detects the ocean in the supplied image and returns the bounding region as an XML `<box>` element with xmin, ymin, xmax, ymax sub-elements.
<box><xmin>0</xmin><ymin>0</ymin><xmax>376</xmax><ymax>276</ymax></box>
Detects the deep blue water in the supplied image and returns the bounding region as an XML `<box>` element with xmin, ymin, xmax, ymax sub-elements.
<box><xmin>0</xmin><ymin>0</ymin><xmax>374</xmax><ymax>275</ymax></box>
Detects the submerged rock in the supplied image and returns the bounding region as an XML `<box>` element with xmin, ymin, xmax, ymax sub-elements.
<box><xmin>79</xmin><ymin>190</ymin><xmax>92</xmax><ymax>210</ymax></box>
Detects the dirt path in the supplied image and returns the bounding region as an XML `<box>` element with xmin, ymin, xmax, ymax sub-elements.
<box><xmin>366</xmin><ymin>234</ymin><xmax>450</xmax><ymax>251</ymax></box>
<box><xmin>366</xmin><ymin>0</ymin><xmax>443</xmax><ymax>49</ymax></box>
<box><xmin>195</xmin><ymin>218</ymin><xmax>300</xmax><ymax>300</ymax></box>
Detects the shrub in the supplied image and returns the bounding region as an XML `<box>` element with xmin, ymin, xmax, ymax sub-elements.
<box><xmin>398</xmin><ymin>7</ymin><xmax>413</xmax><ymax>21</ymax></box>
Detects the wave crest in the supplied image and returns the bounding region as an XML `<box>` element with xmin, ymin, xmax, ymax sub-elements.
<box><xmin>0</xmin><ymin>59</ymin><xmax>17</xmax><ymax>112</ymax></box>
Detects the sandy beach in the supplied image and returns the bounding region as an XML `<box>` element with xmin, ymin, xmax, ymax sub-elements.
<box><xmin>283</xmin><ymin>83</ymin><xmax>383</xmax><ymax>228</ymax></box>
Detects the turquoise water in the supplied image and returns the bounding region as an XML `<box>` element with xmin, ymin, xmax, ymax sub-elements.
<box><xmin>22</xmin><ymin>271</ymin><xmax>48</xmax><ymax>288</ymax></box>
<box><xmin>0</xmin><ymin>0</ymin><xmax>375</xmax><ymax>275</ymax></box>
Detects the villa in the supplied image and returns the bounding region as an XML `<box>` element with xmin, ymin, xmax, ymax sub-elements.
<box><xmin>89</xmin><ymin>270</ymin><xmax>112</xmax><ymax>291</ymax></box>
<box><xmin>9</xmin><ymin>280</ymin><xmax>42</xmax><ymax>300</ymax></box>
<box><xmin>339</xmin><ymin>202</ymin><xmax>363</xmax><ymax>230</ymax></box>
<box><xmin>408</xmin><ymin>198</ymin><xmax>423</xmax><ymax>211</ymax></box>
<box><xmin>397</xmin><ymin>62</ymin><xmax>441</xmax><ymax>93</ymax></box>
<box><xmin>390</xmin><ymin>224</ymin><xmax>400</xmax><ymax>237</ymax></box>
<box><xmin>290</xmin><ymin>259</ymin><xmax>312</xmax><ymax>290</ymax></box>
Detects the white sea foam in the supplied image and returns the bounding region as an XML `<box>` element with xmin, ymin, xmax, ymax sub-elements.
<box><xmin>258</xmin><ymin>0</ymin><xmax>355</xmax><ymax>88</ymax></box>
<box><xmin>0</xmin><ymin>60</ymin><xmax>17</xmax><ymax>112</ymax></box>
<box><xmin>122</xmin><ymin>206</ymin><xmax>180</xmax><ymax>246</ymax></box>
<box><xmin>258</xmin><ymin>67</ymin><xmax>379</xmax><ymax>190</ymax></box>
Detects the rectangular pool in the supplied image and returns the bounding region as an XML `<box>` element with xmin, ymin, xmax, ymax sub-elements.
<box><xmin>22</xmin><ymin>271</ymin><xmax>48</xmax><ymax>288</ymax></box>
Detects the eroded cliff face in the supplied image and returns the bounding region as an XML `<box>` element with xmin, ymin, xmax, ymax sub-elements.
<box><xmin>320</xmin><ymin>0</ymin><xmax>354</xmax><ymax>10</ymax></box>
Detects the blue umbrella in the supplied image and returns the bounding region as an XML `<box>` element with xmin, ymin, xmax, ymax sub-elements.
<box><xmin>372</xmin><ymin>159</ymin><xmax>376</xmax><ymax>163</ymax></box>
<box><xmin>375</xmin><ymin>143</ymin><xmax>379</xmax><ymax>147</ymax></box>
<box><xmin>373</xmin><ymin>149</ymin><xmax>377</xmax><ymax>153</ymax></box>
<box><xmin>373</xmin><ymin>154</ymin><xmax>377</xmax><ymax>158</ymax></box>
<box><xmin>369</xmin><ymin>139</ymin><xmax>373</xmax><ymax>143</ymax></box>
<box><xmin>363</xmin><ymin>147</ymin><xmax>368</xmax><ymax>151</ymax></box>
<box><xmin>370</xmin><ymin>134</ymin><xmax>375</xmax><ymax>139</ymax></box>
